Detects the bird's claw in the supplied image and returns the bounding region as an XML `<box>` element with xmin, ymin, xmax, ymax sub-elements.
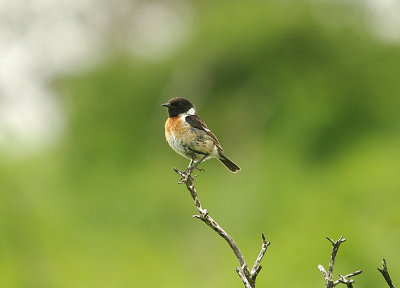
<box><xmin>174</xmin><ymin>167</ymin><xmax>195</xmax><ymax>183</ymax></box>
<box><xmin>184</xmin><ymin>165</ymin><xmax>204</xmax><ymax>175</ymax></box>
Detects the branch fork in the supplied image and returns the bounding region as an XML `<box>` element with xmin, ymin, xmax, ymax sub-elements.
<box><xmin>174</xmin><ymin>166</ymin><xmax>269</xmax><ymax>288</ymax></box>
<box><xmin>173</xmin><ymin>166</ymin><xmax>398</xmax><ymax>288</ymax></box>
<box><xmin>378</xmin><ymin>259</ymin><xmax>395</xmax><ymax>288</ymax></box>
<box><xmin>318</xmin><ymin>236</ymin><xmax>362</xmax><ymax>288</ymax></box>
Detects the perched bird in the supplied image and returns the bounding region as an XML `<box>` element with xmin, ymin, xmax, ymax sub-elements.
<box><xmin>162</xmin><ymin>97</ymin><xmax>240</xmax><ymax>173</ymax></box>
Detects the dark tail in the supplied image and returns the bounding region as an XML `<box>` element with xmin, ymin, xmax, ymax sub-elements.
<box><xmin>218</xmin><ymin>153</ymin><xmax>241</xmax><ymax>173</ymax></box>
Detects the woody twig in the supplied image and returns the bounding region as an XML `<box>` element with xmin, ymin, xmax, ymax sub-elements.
<box><xmin>318</xmin><ymin>236</ymin><xmax>362</xmax><ymax>288</ymax></box>
<box><xmin>378</xmin><ymin>259</ymin><xmax>395</xmax><ymax>288</ymax></box>
<box><xmin>174</xmin><ymin>167</ymin><xmax>270</xmax><ymax>288</ymax></box>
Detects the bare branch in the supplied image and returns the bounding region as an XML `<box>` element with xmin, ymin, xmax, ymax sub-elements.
<box><xmin>337</xmin><ymin>274</ymin><xmax>354</xmax><ymax>288</ymax></box>
<box><xmin>378</xmin><ymin>259</ymin><xmax>395</xmax><ymax>288</ymax></box>
<box><xmin>236</xmin><ymin>266</ymin><xmax>252</xmax><ymax>288</ymax></box>
<box><xmin>174</xmin><ymin>167</ymin><xmax>269</xmax><ymax>287</ymax></box>
<box><xmin>342</xmin><ymin>271</ymin><xmax>363</xmax><ymax>278</ymax></box>
<box><xmin>250</xmin><ymin>233</ymin><xmax>270</xmax><ymax>282</ymax></box>
<box><xmin>335</xmin><ymin>271</ymin><xmax>362</xmax><ymax>287</ymax></box>
<box><xmin>318</xmin><ymin>236</ymin><xmax>362</xmax><ymax>288</ymax></box>
<box><xmin>327</xmin><ymin>236</ymin><xmax>346</xmax><ymax>280</ymax></box>
<box><xmin>318</xmin><ymin>265</ymin><xmax>328</xmax><ymax>279</ymax></box>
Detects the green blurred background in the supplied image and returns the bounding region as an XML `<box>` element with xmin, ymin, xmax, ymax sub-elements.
<box><xmin>1</xmin><ymin>0</ymin><xmax>399</xmax><ymax>287</ymax></box>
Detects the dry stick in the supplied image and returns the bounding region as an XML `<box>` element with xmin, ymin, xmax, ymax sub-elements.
<box><xmin>378</xmin><ymin>259</ymin><xmax>395</xmax><ymax>288</ymax></box>
<box><xmin>318</xmin><ymin>236</ymin><xmax>362</xmax><ymax>288</ymax></box>
<box><xmin>250</xmin><ymin>233</ymin><xmax>271</xmax><ymax>284</ymax></box>
<box><xmin>336</xmin><ymin>271</ymin><xmax>362</xmax><ymax>288</ymax></box>
<box><xmin>174</xmin><ymin>167</ymin><xmax>270</xmax><ymax>288</ymax></box>
<box><xmin>338</xmin><ymin>274</ymin><xmax>354</xmax><ymax>288</ymax></box>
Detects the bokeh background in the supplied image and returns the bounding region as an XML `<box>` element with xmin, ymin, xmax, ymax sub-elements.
<box><xmin>1</xmin><ymin>0</ymin><xmax>399</xmax><ymax>287</ymax></box>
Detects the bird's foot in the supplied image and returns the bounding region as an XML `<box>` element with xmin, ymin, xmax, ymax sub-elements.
<box><xmin>174</xmin><ymin>167</ymin><xmax>194</xmax><ymax>184</ymax></box>
<box><xmin>174</xmin><ymin>167</ymin><xmax>185</xmax><ymax>177</ymax></box>
<box><xmin>174</xmin><ymin>158</ymin><xmax>205</xmax><ymax>183</ymax></box>
<box><xmin>184</xmin><ymin>167</ymin><xmax>194</xmax><ymax>175</ymax></box>
<box><xmin>185</xmin><ymin>163</ymin><xmax>205</xmax><ymax>174</ymax></box>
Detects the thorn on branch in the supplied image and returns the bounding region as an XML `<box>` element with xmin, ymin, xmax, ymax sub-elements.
<box><xmin>378</xmin><ymin>259</ymin><xmax>395</xmax><ymax>288</ymax></box>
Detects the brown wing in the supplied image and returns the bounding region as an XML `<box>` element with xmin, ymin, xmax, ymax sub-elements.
<box><xmin>185</xmin><ymin>115</ymin><xmax>222</xmax><ymax>149</ymax></box>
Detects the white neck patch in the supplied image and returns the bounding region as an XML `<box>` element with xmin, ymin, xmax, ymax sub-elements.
<box><xmin>187</xmin><ymin>107</ymin><xmax>196</xmax><ymax>115</ymax></box>
<box><xmin>179</xmin><ymin>107</ymin><xmax>196</xmax><ymax>119</ymax></box>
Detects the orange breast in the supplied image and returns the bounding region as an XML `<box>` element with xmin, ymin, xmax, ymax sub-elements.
<box><xmin>165</xmin><ymin>116</ymin><xmax>188</xmax><ymax>145</ymax></box>
<box><xmin>166</xmin><ymin>117</ymin><xmax>183</xmax><ymax>136</ymax></box>
<box><xmin>165</xmin><ymin>116</ymin><xmax>216</xmax><ymax>156</ymax></box>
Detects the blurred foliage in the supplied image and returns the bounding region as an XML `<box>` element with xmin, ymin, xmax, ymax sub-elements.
<box><xmin>1</xmin><ymin>1</ymin><xmax>400</xmax><ymax>288</ymax></box>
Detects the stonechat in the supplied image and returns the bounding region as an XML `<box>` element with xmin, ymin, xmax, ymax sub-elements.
<box><xmin>162</xmin><ymin>97</ymin><xmax>240</xmax><ymax>173</ymax></box>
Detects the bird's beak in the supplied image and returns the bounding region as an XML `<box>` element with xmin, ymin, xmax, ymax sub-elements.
<box><xmin>161</xmin><ymin>103</ymin><xmax>171</xmax><ymax>108</ymax></box>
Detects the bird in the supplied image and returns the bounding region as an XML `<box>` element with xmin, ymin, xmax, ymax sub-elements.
<box><xmin>162</xmin><ymin>97</ymin><xmax>240</xmax><ymax>173</ymax></box>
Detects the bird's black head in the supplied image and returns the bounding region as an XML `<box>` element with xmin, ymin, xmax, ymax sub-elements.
<box><xmin>162</xmin><ymin>97</ymin><xmax>195</xmax><ymax>117</ymax></box>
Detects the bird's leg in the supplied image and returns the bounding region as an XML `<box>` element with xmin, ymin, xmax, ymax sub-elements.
<box><xmin>188</xmin><ymin>158</ymin><xmax>194</xmax><ymax>169</ymax></box>
<box><xmin>174</xmin><ymin>157</ymin><xmax>195</xmax><ymax>183</ymax></box>
<box><xmin>188</xmin><ymin>156</ymin><xmax>205</xmax><ymax>172</ymax></box>
<box><xmin>188</xmin><ymin>158</ymin><xmax>204</xmax><ymax>171</ymax></box>
<box><xmin>194</xmin><ymin>166</ymin><xmax>205</xmax><ymax>172</ymax></box>
<box><xmin>187</xmin><ymin>154</ymin><xmax>208</xmax><ymax>174</ymax></box>
<box><xmin>175</xmin><ymin>154</ymin><xmax>208</xmax><ymax>183</ymax></box>
<box><xmin>176</xmin><ymin>157</ymin><xmax>194</xmax><ymax>174</ymax></box>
